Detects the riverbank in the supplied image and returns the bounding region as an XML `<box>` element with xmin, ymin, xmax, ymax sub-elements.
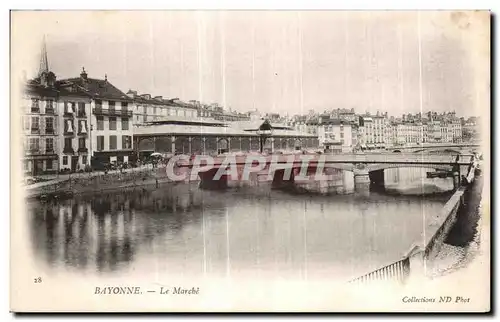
<box><xmin>24</xmin><ymin>166</ymin><xmax>194</xmax><ymax>201</ymax></box>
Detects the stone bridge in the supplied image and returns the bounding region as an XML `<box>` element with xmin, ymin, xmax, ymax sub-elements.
<box><xmin>178</xmin><ymin>152</ymin><xmax>475</xmax><ymax>192</ymax></box>
<box><xmin>390</xmin><ymin>143</ymin><xmax>481</xmax><ymax>155</ymax></box>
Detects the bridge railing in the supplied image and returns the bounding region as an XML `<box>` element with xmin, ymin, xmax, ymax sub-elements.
<box><xmin>348</xmin><ymin>257</ymin><xmax>410</xmax><ymax>285</ymax></box>
<box><xmin>175</xmin><ymin>152</ymin><xmax>474</xmax><ymax>170</ymax></box>
<box><xmin>319</xmin><ymin>154</ymin><xmax>461</xmax><ymax>164</ymax></box>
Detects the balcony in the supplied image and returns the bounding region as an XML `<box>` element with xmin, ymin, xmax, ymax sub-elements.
<box><xmin>45</xmin><ymin>128</ymin><xmax>55</xmax><ymax>135</ymax></box>
<box><xmin>93</xmin><ymin>108</ymin><xmax>133</xmax><ymax>117</ymax></box>
<box><xmin>64</xmin><ymin>130</ymin><xmax>75</xmax><ymax>136</ymax></box>
<box><xmin>30</xmin><ymin>128</ymin><xmax>40</xmax><ymax>134</ymax></box>
<box><xmin>63</xmin><ymin>147</ymin><xmax>74</xmax><ymax>154</ymax></box>
<box><xmin>77</xmin><ymin>131</ymin><xmax>88</xmax><ymax>137</ymax></box>
<box><xmin>31</xmin><ymin>107</ymin><xmax>40</xmax><ymax>113</ymax></box>
<box><xmin>64</xmin><ymin>111</ymin><xmax>74</xmax><ymax>117</ymax></box>
<box><xmin>45</xmin><ymin>108</ymin><xmax>55</xmax><ymax>115</ymax></box>
<box><xmin>78</xmin><ymin>147</ymin><xmax>88</xmax><ymax>153</ymax></box>
<box><xmin>26</xmin><ymin>149</ymin><xmax>40</xmax><ymax>155</ymax></box>
<box><xmin>77</xmin><ymin>112</ymin><xmax>87</xmax><ymax>118</ymax></box>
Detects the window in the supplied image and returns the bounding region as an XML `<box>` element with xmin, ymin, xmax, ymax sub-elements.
<box><xmin>63</xmin><ymin>156</ymin><xmax>68</xmax><ymax>165</ymax></box>
<box><xmin>64</xmin><ymin>119</ymin><xmax>74</xmax><ymax>133</ymax></box>
<box><xmin>143</xmin><ymin>106</ymin><xmax>148</xmax><ymax>114</ymax></box>
<box><xmin>109</xmin><ymin>135</ymin><xmax>117</xmax><ymax>150</ymax></box>
<box><xmin>64</xmin><ymin>138</ymin><xmax>73</xmax><ymax>151</ymax></box>
<box><xmin>31</xmin><ymin>98</ymin><xmax>39</xmax><ymax>112</ymax></box>
<box><xmin>97</xmin><ymin>117</ymin><xmax>104</xmax><ymax>130</ymax></box>
<box><xmin>122</xmin><ymin>135</ymin><xmax>132</xmax><ymax>149</ymax></box>
<box><xmin>78</xmin><ymin>102</ymin><xmax>86</xmax><ymax>116</ymax></box>
<box><xmin>109</xmin><ymin>117</ymin><xmax>117</xmax><ymax>130</ymax></box>
<box><xmin>64</xmin><ymin>102</ymin><xmax>74</xmax><ymax>114</ymax></box>
<box><xmin>143</xmin><ymin>115</ymin><xmax>147</xmax><ymax>122</ymax></box>
<box><xmin>97</xmin><ymin>136</ymin><xmax>104</xmax><ymax>151</ymax></box>
<box><xmin>109</xmin><ymin>101</ymin><xmax>115</xmax><ymax>113</ymax></box>
<box><xmin>46</xmin><ymin>160</ymin><xmax>53</xmax><ymax>170</ymax></box>
<box><xmin>82</xmin><ymin>155</ymin><xmax>87</xmax><ymax>165</ymax></box>
<box><xmin>122</xmin><ymin>118</ymin><xmax>129</xmax><ymax>130</ymax></box>
<box><xmin>46</xmin><ymin>100</ymin><xmax>54</xmax><ymax>112</ymax></box>
<box><xmin>95</xmin><ymin>100</ymin><xmax>102</xmax><ymax>112</ymax></box>
<box><xmin>78</xmin><ymin>120</ymin><xmax>87</xmax><ymax>134</ymax></box>
<box><xmin>31</xmin><ymin>117</ymin><xmax>39</xmax><ymax>132</ymax></box>
<box><xmin>23</xmin><ymin>116</ymin><xmax>30</xmax><ymax>130</ymax></box>
<box><xmin>78</xmin><ymin>138</ymin><xmax>86</xmax><ymax>149</ymax></box>
<box><xmin>45</xmin><ymin>138</ymin><xmax>53</xmax><ymax>152</ymax></box>
<box><xmin>121</xmin><ymin>102</ymin><xmax>128</xmax><ymax>111</ymax></box>
<box><xmin>45</xmin><ymin>117</ymin><xmax>54</xmax><ymax>134</ymax></box>
<box><xmin>29</xmin><ymin>138</ymin><xmax>39</xmax><ymax>151</ymax></box>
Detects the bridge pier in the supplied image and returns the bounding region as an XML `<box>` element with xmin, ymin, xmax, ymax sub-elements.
<box><xmin>354</xmin><ymin>170</ymin><xmax>370</xmax><ymax>194</ymax></box>
<box><xmin>271</xmin><ymin>168</ymin><xmax>296</xmax><ymax>189</ymax></box>
<box><xmin>198</xmin><ymin>168</ymin><xmax>228</xmax><ymax>190</ymax></box>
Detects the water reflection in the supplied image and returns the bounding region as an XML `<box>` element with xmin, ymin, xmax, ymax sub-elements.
<box><xmin>293</xmin><ymin>167</ymin><xmax>454</xmax><ymax>195</ymax></box>
<box><xmin>385</xmin><ymin>167</ymin><xmax>454</xmax><ymax>194</ymax></box>
<box><xmin>27</xmin><ymin>168</ymin><xmax>453</xmax><ymax>281</ymax></box>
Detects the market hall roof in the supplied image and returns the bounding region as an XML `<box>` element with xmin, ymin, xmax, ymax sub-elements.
<box><xmin>133</xmin><ymin>117</ymin><xmax>316</xmax><ymax>138</ymax></box>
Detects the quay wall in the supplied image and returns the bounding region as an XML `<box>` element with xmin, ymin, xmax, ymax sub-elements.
<box><xmin>351</xmin><ymin>164</ymin><xmax>478</xmax><ymax>285</ymax></box>
<box><xmin>24</xmin><ymin>166</ymin><xmax>195</xmax><ymax>200</ymax></box>
<box><xmin>421</xmin><ymin>164</ymin><xmax>477</xmax><ymax>260</ymax></box>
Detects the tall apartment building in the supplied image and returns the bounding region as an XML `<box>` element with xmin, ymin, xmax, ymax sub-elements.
<box><xmin>372</xmin><ymin>114</ymin><xmax>386</xmax><ymax>144</ymax></box>
<box><xmin>22</xmin><ymin>48</ymin><xmax>59</xmax><ymax>175</ymax></box>
<box><xmin>317</xmin><ymin>119</ymin><xmax>355</xmax><ymax>153</ymax></box>
<box><xmin>56</xmin><ymin>77</ymin><xmax>92</xmax><ymax>172</ymax></box>
<box><xmin>126</xmin><ymin>90</ymin><xmax>198</xmax><ymax>124</ymax></box>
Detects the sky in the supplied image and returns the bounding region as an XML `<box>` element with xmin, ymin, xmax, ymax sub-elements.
<box><xmin>11</xmin><ymin>11</ymin><xmax>489</xmax><ymax>117</ymax></box>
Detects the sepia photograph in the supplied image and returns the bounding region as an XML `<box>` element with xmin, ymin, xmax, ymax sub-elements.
<box><xmin>9</xmin><ymin>10</ymin><xmax>490</xmax><ymax>312</ymax></box>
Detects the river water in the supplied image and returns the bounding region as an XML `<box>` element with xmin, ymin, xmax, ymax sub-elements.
<box><xmin>26</xmin><ymin>167</ymin><xmax>455</xmax><ymax>282</ymax></box>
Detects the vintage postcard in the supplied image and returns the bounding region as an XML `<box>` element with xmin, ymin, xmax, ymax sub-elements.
<box><xmin>10</xmin><ymin>10</ymin><xmax>490</xmax><ymax>312</ymax></box>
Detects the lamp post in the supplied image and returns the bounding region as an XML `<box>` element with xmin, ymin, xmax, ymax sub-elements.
<box><xmin>257</xmin><ymin>127</ymin><xmax>273</xmax><ymax>154</ymax></box>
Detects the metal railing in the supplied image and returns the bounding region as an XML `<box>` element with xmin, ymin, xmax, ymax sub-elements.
<box><xmin>349</xmin><ymin>257</ymin><xmax>410</xmax><ymax>285</ymax></box>
<box><xmin>25</xmin><ymin>149</ymin><xmax>56</xmax><ymax>156</ymax></box>
<box><xmin>92</xmin><ymin>108</ymin><xmax>133</xmax><ymax>117</ymax></box>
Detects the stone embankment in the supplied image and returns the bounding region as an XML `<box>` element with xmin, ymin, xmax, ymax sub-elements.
<box><xmin>24</xmin><ymin>166</ymin><xmax>193</xmax><ymax>200</ymax></box>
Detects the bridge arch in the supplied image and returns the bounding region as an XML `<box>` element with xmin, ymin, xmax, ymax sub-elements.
<box><xmin>415</xmin><ymin>148</ymin><xmax>462</xmax><ymax>155</ymax></box>
<box><xmin>366</xmin><ymin>163</ymin><xmax>453</xmax><ymax>173</ymax></box>
<box><xmin>323</xmin><ymin>163</ymin><xmax>355</xmax><ymax>172</ymax></box>
<box><xmin>217</xmin><ymin>138</ymin><xmax>229</xmax><ymax>153</ymax></box>
<box><xmin>293</xmin><ymin>138</ymin><xmax>303</xmax><ymax>150</ymax></box>
<box><xmin>137</xmin><ymin>138</ymin><xmax>154</xmax><ymax>151</ymax></box>
<box><xmin>155</xmin><ymin>137</ymin><xmax>172</xmax><ymax>153</ymax></box>
<box><xmin>191</xmin><ymin>136</ymin><xmax>202</xmax><ymax>154</ymax></box>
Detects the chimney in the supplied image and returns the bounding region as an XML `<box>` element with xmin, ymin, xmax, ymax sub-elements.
<box><xmin>80</xmin><ymin>67</ymin><xmax>88</xmax><ymax>81</ymax></box>
<box><xmin>126</xmin><ymin>89</ymin><xmax>137</xmax><ymax>98</ymax></box>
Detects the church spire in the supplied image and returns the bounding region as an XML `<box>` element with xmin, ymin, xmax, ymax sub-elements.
<box><xmin>39</xmin><ymin>35</ymin><xmax>49</xmax><ymax>76</ymax></box>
